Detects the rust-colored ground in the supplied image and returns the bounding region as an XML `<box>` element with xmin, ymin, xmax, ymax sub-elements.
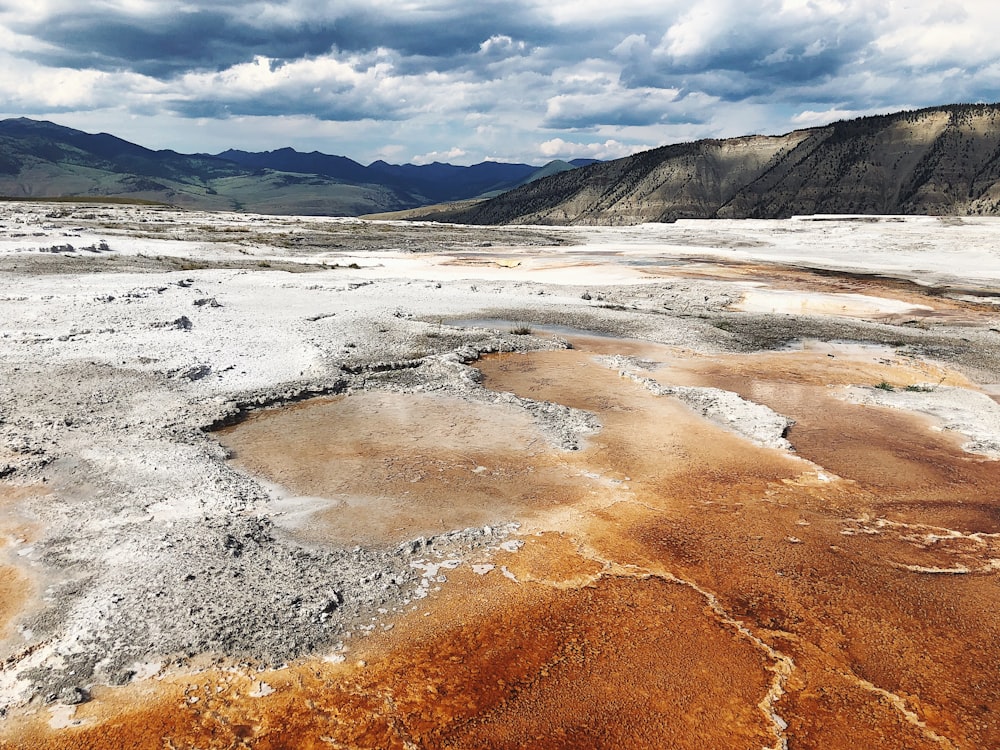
<box><xmin>0</xmin><ymin>565</ymin><xmax>778</xmax><ymax>749</ymax></box>
<box><xmin>0</xmin><ymin>483</ymin><xmax>42</xmax><ymax>643</ymax></box>
<box><xmin>5</xmin><ymin>308</ymin><xmax>1000</xmax><ymax>748</ymax></box>
<box><xmin>0</xmin><ymin>566</ymin><xmax>29</xmax><ymax>642</ymax></box>
<box><xmin>645</xmin><ymin>258</ymin><xmax>1000</xmax><ymax>325</ymax></box>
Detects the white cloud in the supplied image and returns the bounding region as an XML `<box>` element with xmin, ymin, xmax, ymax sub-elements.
<box><xmin>611</xmin><ymin>34</ymin><xmax>648</xmax><ymax>57</ymax></box>
<box><xmin>874</xmin><ymin>2</ymin><xmax>1000</xmax><ymax>69</ymax></box>
<box><xmin>660</xmin><ymin>0</ymin><xmax>736</xmax><ymax>60</ymax></box>
<box><xmin>411</xmin><ymin>146</ymin><xmax>467</xmax><ymax>164</ymax></box>
<box><xmin>177</xmin><ymin>51</ymin><xmax>394</xmax><ymax>101</ymax></box>
<box><xmin>479</xmin><ymin>35</ymin><xmax>527</xmax><ymax>55</ymax></box>
<box><xmin>0</xmin><ymin>54</ymin><xmax>130</xmax><ymax>110</ymax></box>
<box><xmin>791</xmin><ymin>106</ymin><xmax>898</xmax><ymax>127</ymax></box>
<box><xmin>539</xmin><ymin>137</ymin><xmax>648</xmax><ymax>160</ymax></box>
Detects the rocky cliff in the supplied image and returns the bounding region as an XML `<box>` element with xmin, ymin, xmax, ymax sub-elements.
<box><xmin>428</xmin><ymin>104</ymin><xmax>1000</xmax><ymax>225</ymax></box>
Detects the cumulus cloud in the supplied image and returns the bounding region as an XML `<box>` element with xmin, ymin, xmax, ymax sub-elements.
<box><xmin>166</xmin><ymin>51</ymin><xmax>409</xmax><ymax>121</ymax></box>
<box><xmin>479</xmin><ymin>35</ymin><xmax>527</xmax><ymax>56</ymax></box>
<box><xmin>615</xmin><ymin>0</ymin><xmax>882</xmax><ymax>99</ymax></box>
<box><xmin>411</xmin><ymin>147</ymin><xmax>468</xmax><ymax>165</ymax></box>
<box><xmin>790</xmin><ymin>106</ymin><xmax>903</xmax><ymax>128</ymax></box>
<box><xmin>2</xmin><ymin>0</ymin><xmax>1000</xmax><ymax>164</ymax></box>
<box><xmin>539</xmin><ymin>138</ymin><xmax>650</xmax><ymax>161</ymax></box>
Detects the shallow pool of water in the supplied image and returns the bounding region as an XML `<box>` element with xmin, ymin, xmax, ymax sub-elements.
<box><xmin>215</xmin><ymin>390</ymin><xmax>598</xmax><ymax>546</ymax></box>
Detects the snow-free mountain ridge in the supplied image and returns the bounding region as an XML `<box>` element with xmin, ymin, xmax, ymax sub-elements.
<box><xmin>6</xmin><ymin>105</ymin><xmax>1000</xmax><ymax>222</ymax></box>
<box><xmin>423</xmin><ymin>104</ymin><xmax>1000</xmax><ymax>225</ymax></box>
<box><xmin>0</xmin><ymin>117</ymin><xmax>594</xmax><ymax>215</ymax></box>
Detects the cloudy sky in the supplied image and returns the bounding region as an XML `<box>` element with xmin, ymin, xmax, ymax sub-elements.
<box><xmin>1</xmin><ymin>1</ymin><xmax>998</xmax><ymax>165</ymax></box>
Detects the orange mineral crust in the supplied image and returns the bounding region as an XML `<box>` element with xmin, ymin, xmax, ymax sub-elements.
<box><xmin>0</xmin><ymin>566</ymin><xmax>29</xmax><ymax>642</ymax></box>
<box><xmin>5</xmin><ymin>335</ymin><xmax>999</xmax><ymax>749</ymax></box>
<box><xmin>0</xmin><ymin>483</ymin><xmax>43</xmax><ymax>643</ymax></box>
<box><xmin>4</xmin><ymin>565</ymin><xmax>777</xmax><ymax>750</ymax></box>
<box><xmin>477</xmin><ymin>343</ymin><xmax>1000</xmax><ymax>748</ymax></box>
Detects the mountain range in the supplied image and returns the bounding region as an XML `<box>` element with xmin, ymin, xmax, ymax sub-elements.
<box><xmin>424</xmin><ymin>103</ymin><xmax>1000</xmax><ymax>225</ymax></box>
<box><xmin>0</xmin><ymin>117</ymin><xmax>596</xmax><ymax>215</ymax></box>
<box><xmin>5</xmin><ymin>104</ymin><xmax>1000</xmax><ymax>223</ymax></box>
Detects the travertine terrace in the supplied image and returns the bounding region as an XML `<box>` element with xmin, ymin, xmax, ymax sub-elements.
<box><xmin>1</xmin><ymin>203</ymin><xmax>999</xmax><ymax>748</ymax></box>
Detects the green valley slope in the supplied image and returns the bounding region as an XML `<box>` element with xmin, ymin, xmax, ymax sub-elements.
<box><xmin>0</xmin><ymin>118</ymin><xmax>415</xmax><ymax>215</ymax></box>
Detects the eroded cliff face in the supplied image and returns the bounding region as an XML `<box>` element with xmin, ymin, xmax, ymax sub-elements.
<box><xmin>587</xmin><ymin>133</ymin><xmax>815</xmax><ymax>225</ymax></box>
<box><xmin>436</xmin><ymin>104</ymin><xmax>1000</xmax><ymax>225</ymax></box>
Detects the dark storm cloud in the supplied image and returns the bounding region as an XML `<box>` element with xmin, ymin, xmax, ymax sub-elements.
<box><xmin>166</xmin><ymin>94</ymin><xmax>402</xmax><ymax>123</ymax></box>
<box><xmin>317</xmin><ymin>10</ymin><xmax>550</xmax><ymax>59</ymax></box>
<box><xmin>543</xmin><ymin>100</ymin><xmax>706</xmax><ymax>130</ymax></box>
<box><xmin>11</xmin><ymin>2</ymin><xmax>556</xmax><ymax>78</ymax></box>
<box><xmin>17</xmin><ymin>10</ymin><xmax>330</xmax><ymax>77</ymax></box>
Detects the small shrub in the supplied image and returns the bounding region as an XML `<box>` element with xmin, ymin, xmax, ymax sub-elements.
<box><xmin>509</xmin><ymin>323</ymin><xmax>533</xmax><ymax>335</ymax></box>
<box><xmin>875</xmin><ymin>381</ymin><xmax>895</xmax><ymax>391</ymax></box>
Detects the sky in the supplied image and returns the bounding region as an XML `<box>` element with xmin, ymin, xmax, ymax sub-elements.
<box><xmin>1</xmin><ymin>1</ymin><xmax>998</xmax><ymax>166</ymax></box>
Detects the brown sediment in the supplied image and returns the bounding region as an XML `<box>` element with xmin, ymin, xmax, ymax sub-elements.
<box><xmin>776</xmin><ymin>661</ymin><xmax>947</xmax><ymax>750</ymax></box>
<box><xmin>608</xmin><ymin>344</ymin><xmax>1000</xmax><ymax>748</ymax></box>
<box><xmin>477</xmin><ymin>343</ymin><xmax>1000</xmax><ymax>748</ymax></box>
<box><xmin>650</xmin><ymin>344</ymin><xmax>1000</xmax><ymax>527</ymax></box>
<box><xmin>8</xmin><ymin>333</ymin><xmax>1000</xmax><ymax>748</ymax></box>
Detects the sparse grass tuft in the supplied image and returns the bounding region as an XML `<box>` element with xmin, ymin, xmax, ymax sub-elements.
<box><xmin>905</xmin><ymin>377</ymin><xmax>945</xmax><ymax>392</ymax></box>
<box><xmin>509</xmin><ymin>323</ymin><xmax>533</xmax><ymax>335</ymax></box>
<box><xmin>423</xmin><ymin>318</ymin><xmax>447</xmax><ymax>339</ymax></box>
<box><xmin>176</xmin><ymin>260</ymin><xmax>210</xmax><ymax>271</ymax></box>
<box><xmin>875</xmin><ymin>381</ymin><xmax>895</xmax><ymax>391</ymax></box>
